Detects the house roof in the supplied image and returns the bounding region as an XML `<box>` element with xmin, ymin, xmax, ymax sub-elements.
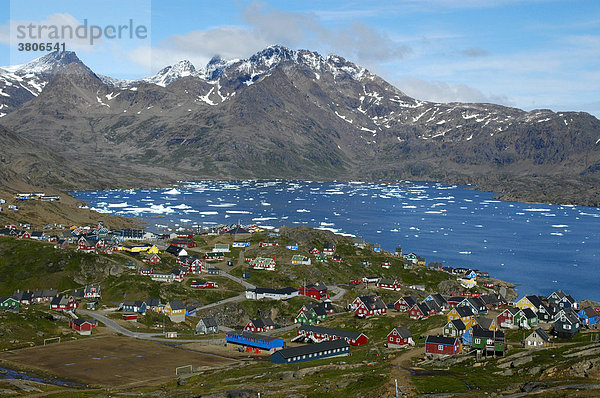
<box><xmin>522</xmin><ymin>308</ymin><xmax>537</xmax><ymax>319</ymax></box>
<box><xmin>526</xmin><ymin>295</ymin><xmax>545</xmax><ymax>308</ymax></box>
<box><xmin>146</xmin><ymin>298</ymin><xmax>161</xmax><ymax>307</ymax></box>
<box><xmin>425</xmin><ymin>335</ymin><xmax>458</xmax><ymax>345</ymax></box>
<box><xmin>473</xmin><ymin>328</ymin><xmax>505</xmax><ymax>340</ymax></box>
<box><xmin>71</xmin><ymin>318</ymin><xmax>92</xmax><ymax>326</ymax></box>
<box><xmin>358</xmin><ymin>295</ymin><xmax>386</xmax><ymax>310</ymax></box>
<box><xmin>449</xmin><ymin>319</ymin><xmax>466</xmax><ymax>331</ymax></box>
<box><xmin>251</xmin><ymin>287</ymin><xmax>298</xmax><ymax>295</ymax></box>
<box><xmin>169</xmin><ymin>300</ymin><xmax>185</xmax><ymax>310</ymax></box>
<box><xmin>249</xmin><ymin>318</ymin><xmax>275</xmax><ymax>329</ymax></box>
<box><xmin>299</xmin><ymin>325</ymin><xmax>364</xmax><ymax>341</ymax></box>
<box><xmin>397</xmin><ymin>296</ymin><xmax>418</xmax><ymax>307</ymax></box>
<box><xmin>454</xmin><ymin>306</ymin><xmax>474</xmax><ymax>317</ymax></box>
<box><xmin>274</xmin><ymin>339</ymin><xmax>349</xmax><ymax>359</ymax></box>
<box><xmin>391</xmin><ymin>326</ymin><xmax>412</xmax><ymax>339</ymax></box>
<box><xmin>531</xmin><ymin>328</ymin><xmax>552</xmax><ymax>343</ymax></box>
<box><xmin>580</xmin><ymin>307</ymin><xmax>598</xmax><ymax>318</ymax></box>
<box><xmin>475</xmin><ymin>317</ymin><xmax>495</xmax><ymax>330</ymax></box>
<box><xmin>429</xmin><ymin>294</ymin><xmax>448</xmax><ymax>306</ymax></box>
<box><xmin>200</xmin><ymin>317</ymin><xmax>218</xmax><ymax>328</ymax></box>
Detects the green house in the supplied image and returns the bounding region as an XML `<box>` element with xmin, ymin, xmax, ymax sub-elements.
<box><xmin>295</xmin><ymin>308</ymin><xmax>326</xmax><ymax>325</ymax></box>
<box><xmin>315</xmin><ymin>254</ymin><xmax>328</xmax><ymax>262</ymax></box>
<box><xmin>517</xmin><ymin>308</ymin><xmax>539</xmax><ymax>329</ymax></box>
<box><xmin>472</xmin><ymin>328</ymin><xmax>505</xmax><ymax>353</ymax></box>
<box><xmin>0</xmin><ymin>297</ymin><xmax>20</xmax><ymax>311</ymax></box>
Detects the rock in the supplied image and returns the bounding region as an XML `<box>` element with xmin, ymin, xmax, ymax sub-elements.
<box><xmin>529</xmin><ymin>366</ymin><xmax>541</xmax><ymax>375</ymax></box>
<box><xmin>503</xmin><ymin>369</ymin><xmax>514</xmax><ymax>376</ymax></box>
<box><xmin>226</xmin><ymin>389</ymin><xmax>255</xmax><ymax>398</ymax></box>
<box><xmin>177</xmin><ymin>377</ymin><xmax>187</xmax><ymax>386</ymax></box>
<box><xmin>520</xmin><ymin>382</ymin><xmax>545</xmax><ymax>393</ymax></box>
<box><xmin>511</xmin><ymin>356</ymin><xmax>533</xmax><ymax>368</ymax></box>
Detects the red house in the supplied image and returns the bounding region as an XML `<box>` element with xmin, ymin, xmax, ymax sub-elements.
<box><xmin>352</xmin><ymin>295</ymin><xmax>387</xmax><ymax>318</ymax></box>
<box><xmin>139</xmin><ymin>267</ymin><xmax>153</xmax><ymax>275</ymax></box>
<box><xmin>425</xmin><ymin>335</ymin><xmax>461</xmax><ymax>356</ymax></box>
<box><xmin>387</xmin><ymin>327</ymin><xmax>414</xmax><ymax>347</ymax></box>
<box><xmin>19</xmin><ymin>231</ymin><xmax>31</xmax><ymax>239</ymax></box>
<box><xmin>50</xmin><ymin>295</ymin><xmax>77</xmax><ymax>311</ymax></box>
<box><xmin>496</xmin><ymin>307</ymin><xmax>522</xmax><ymax>328</ymax></box>
<box><xmin>122</xmin><ymin>314</ymin><xmax>138</xmax><ymax>321</ymax></box>
<box><xmin>244</xmin><ymin>318</ymin><xmax>275</xmax><ymax>333</ymax></box>
<box><xmin>259</xmin><ymin>242</ymin><xmax>278</xmax><ymax>247</ymax></box>
<box><xmin>408</xmin><ymin>303</ymin><xmax>430</xmax><ymax>320</ymax></box>
<box><xmin>309</xmin><ymin>248</ymin><xmax>320</xmax><ymax>255</ymax></box>
<box><xmin>299</xmin><ymin>282</ymin><xmax>328</xmax><ymax>300</ymax></box>
<box><xmin>395</xmin><ymin>296</ymin><xmax>418</xmax><ymax>312</ymax></box>
<box><xmin>191</xmin><ymin>280</ymin><xmax>218</xmax><ymax>289</ymax></box>
<box><xmin>377</xmin><ymin>278</ymin><xmax>402</xmax><ymax>291</ymax></box>
<box><xmin>145</xmin><ymin>254</ymin><xmax>161</xmax><ymax>264</ymax></box>
<box><xmin>171</xmin><ymin>240</ymin><xmax>196</xmax><ymax>248</ymax></box>
<box><xmin>332</xmin><ymin>255</ymin><xmax>342</xmax><ymax>263</ymax></box>
<box><xmin>298</xmin><ymin>324</ymin><xmax>368</xmax><ymax>346</ymax></box>
<box><xmin>381</xmin><ymin>261</ymin><xmax>391</xmax><ymax>269</ymax></box>
<box><xmin>69</xmin><ymin>318</ymin><xmax>96</xmax><ymax>335</ymax></box>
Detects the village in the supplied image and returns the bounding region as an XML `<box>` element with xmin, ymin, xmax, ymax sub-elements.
<box><xmin>0</xmin><ymin>219</ymin><xmax>599</xmax><ymax>396</ymax></box>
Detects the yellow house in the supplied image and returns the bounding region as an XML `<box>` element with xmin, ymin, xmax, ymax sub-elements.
<box><xmin>147</xmin><ymin>245</ymin><xmax>160</xmax><ymax>254</ymax></box>
<box><xmin>474</xmin><ymin>316</ymin><xmax>500</xmax><ymax>331</ymax></box>
<box><xmin>448</xmin><ymin>306</ymin><xmax>477</xmax><ymax>329</ymax></box>
<box><xmin>118</xmin><ymin>244</ymin><xmax>151</xmax><ymax>253</ymax></box>
<box><xmin>164</xmin><ymin>301</ymin><xmax>186</xmax><ymax>316</ymax></box>
<box><xmin>516</xmin><ymin>296</ymin><xmax>537</xmax><ymax>312</ymax></box>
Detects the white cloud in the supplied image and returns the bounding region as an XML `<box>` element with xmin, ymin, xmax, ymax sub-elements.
<box><xmin>128</xmin><ymin>1</ymin><xmax>412</xmax><ymax>72</ymax></box>
<box><xmin>396</xmin><ymin>76</ymin><xmax>514</xmax><ymax>105</ymax></box>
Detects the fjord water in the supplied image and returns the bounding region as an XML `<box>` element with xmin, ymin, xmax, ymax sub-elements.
<box><xmin>73</xmin><ymin>181</ymin><xmax>600</xmax><ymax>301</ymax></box>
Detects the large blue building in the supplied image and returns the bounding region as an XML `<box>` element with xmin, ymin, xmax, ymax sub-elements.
<box><xmin>225</xmin><ymin>331</ymin><xmax>285</xmax><ymax>351</ymax></box>
<box><xmin>271</xmin><ymin>339</ymin><xmax>350</xmax><ymax>364</ymax></box>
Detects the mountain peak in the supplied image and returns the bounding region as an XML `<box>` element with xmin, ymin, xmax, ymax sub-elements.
<box><xmin>143</xmin><ymin>60</ymin><xmax>198</xmax><ymax>87</ymax></box>
<box><xmin>6</xmin><ymin>51</ymin><xmax>83</xmax><ymax>75</ymax></box>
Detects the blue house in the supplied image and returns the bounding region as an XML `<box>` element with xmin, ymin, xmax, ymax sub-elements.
<box><xmin>373</xmin><ymin>245</ymin><xmax>382</xmax><ymax>253</ymax></box>
<box><xmin>233</xmin><ymin>241</ymin><xmax>250</xmax><ymax>248</ymax></box>
<box><xmin>225</xmin><ymin>331</ymin><xmax>285</xmax><ymax>351</ymax></box>
<box><xmin>286</xmin><ymin>243</ymin><xmax>299</xmax><ymax>250</ymax></box>
<box><xmin>271</xmin><ymin>339</ymin><xmax>349</xmax><ymax>364</ymax></box>
<box><xmin>185</xmin><ymin>305</ymin><xmax>197</xmax><ymax>316</ymax></box>
<box><xmin>269</xmin><ymin>232</ymin><xmax>281</xmax><ymax>237</ymax></box>
<box><xmin>121</xmin><ymin>300</ymin><xmax>147</xmax><ymax>314</ymax></box>
<box><xmin>578</xmin><ymin>307</ymin><xmax>599</xmax><ymax>326</ymax></box>
<box><xmin>462</xmin><ymin>326</ymin><xmax>477</xmax><ymax>346</ymax></box>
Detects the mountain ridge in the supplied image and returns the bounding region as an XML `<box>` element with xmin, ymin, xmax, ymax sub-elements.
<box><xmin>1</xmin><ymin>46</ymin><xmax>599</xmax><ymax>205</ymax></box>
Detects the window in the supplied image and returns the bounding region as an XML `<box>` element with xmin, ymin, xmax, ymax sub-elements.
<box><xmin>438</xmin><ymin>344</ymin><xmax>444</xmax><ymax>351</ymax></box>
<box><xmin>475</xmin><ymin>338</ymin><xmax>481</xmax><ymax>344</ymax></box>
<box><xmin>564</xmin><ymin>324</ymin><xmax>571</xmax><ymax>330</ymax></box>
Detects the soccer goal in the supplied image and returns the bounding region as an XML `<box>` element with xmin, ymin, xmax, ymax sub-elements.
<box><xmin>175</xmin><ymin>364</ymin><xmax>193</xmax><ymax>376</ymax></box>
<box><xmin>43</xmin><ymin>337</ymin><xmax>61</xmax><ymax>346</ymax></box>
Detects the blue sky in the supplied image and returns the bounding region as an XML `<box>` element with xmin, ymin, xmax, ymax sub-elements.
<box><xmin>1</xmin><ymin>0</ymin><xmax>599</xmax><ymax>116</ymax></box>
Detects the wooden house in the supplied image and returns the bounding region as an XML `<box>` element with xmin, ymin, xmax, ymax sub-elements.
<box><xmin>271</xmin><ymin>339</ymin><xmax>350</xmax><ymax>364</ymax></box>
<box><xmin>474</xmin><ymin>316</ymin><xmax>499</xmax><ymax>331</ymax></box>
<box><xmin>291</xmin><ymin>255</ymin><xmax>311</xmax><ymax>265</ymax></box>
<box><xmin>524</xmin><ymin>328</ymin><xmax>552</xmax><ymax>348</ymax></box>
<box><xmin>578</xmin><ymin>307</ymin><xmax>599</xmax><ymax>327</ymax></box>
<box><xmin>553</xmin><ymin>309</ymin><xmax>580</xmax><ymax>339</ymax></box>
<box><xmin>244</xmin><ymin>318</ymin><xmax>276</xmax><ymax>333</ymax></box>
<box><xmin>297</xmin><ymin>325</ymin><xmax>368</xmax><ymax>346</ymax></box>
<box><xmin>121</xmin><ymin>300</ymin><xmax>147</xmax><ymax>314</ymax></box>
<box><xmin>352</xmin><ymin>295</ymin><xmax>387</xmax><ymax>318</ymax></box>
<box><xmin>145</xmin><ymin>253</ymin><xmax>161</xmax><ymax>264</ymax></box>
<box><xmin>377</xmin><ymin>278</ymin><xmax>402</xmax><ymax>291</ymax></box>
<box><xmin>195</xmin><ymin>317</ymin><xmax>218</xmax><ymax>334</ymax></box>
<box><xmin>249</xmin><ymin>257</ymin><xmax>276</xmax><ymax>271</ymax></box>
<box><xmin>50</xmin><ymin>295</ymin><xmax>77</xmax><ymax>312</ymax></box>
<box><xmin>408</xmin><ymin>303</ymin><xmax>430</xmax><ymax>320</ymax></box>
<box><xmin>387</xmin><ymin>327</ymin><xmax>414</xmax><ymax>347</ymax></box>
<box><xmin>497</xmin><ymin>307</ymin><xmax>523</xmax><ymax>329</ymax></box>
<box><xmin>448</xmin><ymin>305</ymin><xmax>476</xmax><ymax>328</ymax></box>
<box><xmin>69</xmin><ymin>319</ymin><xmax>96</xmax><ymax>335</ymax></box>
<box><xmin>472</xmin><ymin>328</ymin><xmax>505</xmax><ymax>355</ymax></box>
<box><xmin>299</xmin><ymin>282</ymin><xmax>328</xmax><ymax>300</ymax></box>
<box><xmin>425</xmin><ymin>335</ymin><xmax>461</xmax><ymax>356</ymax></box>
<box><xmin>394</xmin><ymin>296</ymin><xmax>418</xmax><ymax>312</ymax></box>
<box><xmin>443</xmin><ymin>319</ymin><xmax>466</xmax><ymax>338</ymax></box>
<box><xmin>424</xmin><ymin>294</ymin><xmax>450</xmax><ymax>311</ymax></box>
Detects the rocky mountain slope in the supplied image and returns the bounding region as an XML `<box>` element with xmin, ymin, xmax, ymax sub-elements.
<box><xmin>1</xmin><ymin>47</ymin><xmax>599</xmax><ymax>205</ymax></box>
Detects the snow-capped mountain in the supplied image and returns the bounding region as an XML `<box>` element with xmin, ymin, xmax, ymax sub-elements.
<box><xmin>2</xmin><ymin>45</ymin><xmax>600</xmax><ymax>205</ymax></box>
<box><xmin>0</xmin><ymin>51</ymin><xmax>87</xmax><ymax>116</ymax></box>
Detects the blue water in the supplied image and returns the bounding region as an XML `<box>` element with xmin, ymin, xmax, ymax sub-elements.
<box><xmin>72</xmin><ymin>180</ymin><xmax>600</xmax><ymax>301</ymax></box>
<box><xmin>0</xmin><ymin>366</ymin><xmax>84</xmax><ymax>388</ymax></box>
